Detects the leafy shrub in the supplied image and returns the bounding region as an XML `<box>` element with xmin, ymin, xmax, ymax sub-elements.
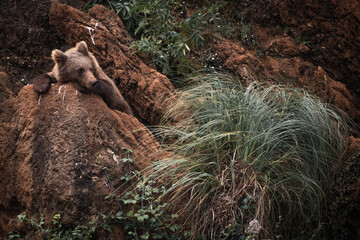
<box><xmin>86</xmin><ymin>0</ymin><xmax>228</xmax><ymax>77</ymax></box>
<box><xmin>11</xmin><ymin>213</ymin><xmax>97</xmax><ymax>240</ymax></box>
<box><xmin>147</xmin><ymin>73</ymin><xmax>351</xmax><ymax>239</ymax></box>
<box><xmin>130</xmin><ymin>0</ymin><xmax>226</xmax><ymax>76</ymax></box>
<box><xmin>107</xmin><ymin>148</ymin><xmax>188</xmax><ymax>240</ymax></box>
<box><xmin>85</xmin><ymin>0</ymin><xmax>138</xmax><ymax>31</ymax></box>
<box><xmin>238</xmin><ymin>17</ymin><xmax>259</xmax><ymax>47</ymax></box>
<box><xmin>115</xmin><ymin>174</ymin><xmax>185</xmax><ymax>240</ymax></box>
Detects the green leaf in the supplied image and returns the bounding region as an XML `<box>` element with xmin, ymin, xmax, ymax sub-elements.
<box><xmin>116</xmin><ymin>211</ymin><xmax>124</xmax><ymax>220</ymax></box>
<box><xmin>153</xmin><ymin>233</ymin><xmax>163</xmax><ymax>239</ymax></box>
<box><xmin>126</xmin><ymin>209</ymin><xmax>134</xmax><ymax>218</ymax></box>
<box><xmin>105</xmin><ymin>194</ymin><xmax>114</xmax><ymax>200</ymax></box>
<box><xmin>8</xmin><ymin>233</ymin><xmax>21</xmax><ymax>239</ymax></box>
<box><xmin>17</xmin><ymin>213</ymin><xmax>26</xmax><ymax>221</ymax></box>
<box><xmin>121</xmin><ymin>158</ymin><xmax>133</xmax><ymax>163</ymax></box>
<box><xmin>140</xmin><ymin>232</ymin><xmax>149</xmax><ymax>239</ymax></box>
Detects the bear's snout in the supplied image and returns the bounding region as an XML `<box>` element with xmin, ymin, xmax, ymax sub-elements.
<box><xmin>92</xmin><ymin>80</ymin><xmax>99</xmax><ymax>87</ymax></box>
<box><xmin>82</xmin><ymin>70</ymin><xmax>98</xmax><ymax>89</ymax></box>
<box><xmin>91</xmin><ymin>79</ymin><xmax>101</xmax><ymax>93</ymax></box>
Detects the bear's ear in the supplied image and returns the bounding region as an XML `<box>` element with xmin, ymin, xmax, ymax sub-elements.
<box><xmin>51</xmin><ymin>49</ymin><xmax>67</xmax><ymax>66</ymax></box>
<box><xmin>76</xmin><ymin>41</ymin><xmax>89</xmax><ymax>56</ymax></box>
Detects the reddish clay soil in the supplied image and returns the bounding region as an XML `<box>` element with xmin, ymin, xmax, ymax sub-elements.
<box><xmin>214</xmin><ymin>0</ymin><xmax>360</xmax><ymax>128</ymax></box>
<box><xmin>224</xmin><ymin>0</ymin><xmax>360</xmax><ymax>99</ymax></box>
<box><xmin>0</xmin><ymin>83</ymin><xmax>161</xmax><ymax>239</ymax></box>
<box><xmin>0</xmin><ymin>0</ymin><xmax>359</xmax><ymax>239</ymax></box>
<box><xmin>0</xmin><ymin>0</ymin><xmax>65</xmax><ymax>93</ymax></box>
<box><xmin>0</xmin><ymin>1</ymin><xmax>171</xmax><ymax>238</ymax></box>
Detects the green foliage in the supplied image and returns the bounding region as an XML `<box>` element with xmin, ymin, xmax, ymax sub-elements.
<box><xmin>11</xmin><ymin>213</ymin><xmax>97</xmax><ymax>240</ymax></box>
<box><xmin>107</xmin><ymin>148</ymin><xmax>188</xmax><ymax>240</ymax></box>
<box><xmin>238</xmin><ymin>17</ymin><xmax>259</xmax><ymax>47</ymax></box>
<box><xmin>7</xmin><ymin>233</ymin><xmax>22</xmax><ymax>240</ymax></box>
<box><xmin>148</xmin><ymin>73</ymin><xmax>351</xmax><ymax>238</ymax></box>
<box><xmin>130</xmin><ymin>0</ymin><xmax>226</xmax><ymax>76</ymax></box>
<box><xmin>111</xmin><ymin>0</ymin><xmax>138</xmax><ymax>30</ymax></box>
<box><xmin>115</xmin><ymin>176</ymin><xmax>184</xmax><ymax>240</ymax></box>
<box><xmin>86</xmin><ymin>0</ymin><xmax>228</xmax><ymax>77</ymax></box>
<box><xmin>85</xmin><ymin>0</ymin><xmax>138</xmax><ymax>31</ymax></box>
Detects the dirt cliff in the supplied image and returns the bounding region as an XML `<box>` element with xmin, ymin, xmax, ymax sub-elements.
<box><xmin>0</xmin><ymin>0</ymin><xmax>359</xmax><ymax>238</ymax></box>
<box><xmin>214</xmin><ymin>38</ymin><xmax>360</xmax><ymax>126</ymax></box>
<box><xmin>0</xmin><ymin>1</ymin><xmax>173</xmax><ymax>238</ymax></box>
<box><xmin>273</xmin><ymin>0</ymin><xmax>360</xmax><ymax>95</ymax></box>
<box><xmin>214</xmin><ymin>0</ymin><xmax>360</xmax><ymax>127</ymax></box>
<box><xmin>0</xmin><ymin>83</ymin><xmax>161</xmax><ymax>238</ymax></box>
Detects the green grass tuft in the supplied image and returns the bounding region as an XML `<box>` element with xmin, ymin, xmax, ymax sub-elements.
<box><xmin>147</xmin><ymin>73</ymin><xmax>351</xmax><ymax>239</ymax></box>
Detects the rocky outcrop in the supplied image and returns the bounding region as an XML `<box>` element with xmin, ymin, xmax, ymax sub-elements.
<box><xmin>274</xmin><ymin>0</ymin><xmax>360</xmax><ymax>109</ymax></box>
<box><xmin>49</xmin><ymin>1</ymin><xmax>175</xmax><ymax>125</ymax></box>
<box><xmin>0</xmin><ymin>83</ymin><xmax>161</xmax><ymax>238</ymax></box>
<box><xmin>214</xmin><ymin>37</ymin><xmax>360</xmax><ymax>127</ymax></box>
<box><xmin>217</xmin><ymin>0</ymin><xmax>360</xmax><ymax>128</ymax></box>
<box><xmin>0</xmin><ymin>1</ymin><xmax>175</xmax><ymax>238</ymax></box>
<box><xmin>273</xmin><ymin>0</ymin><xmax>360</xmax><ymax>97</ymax></box>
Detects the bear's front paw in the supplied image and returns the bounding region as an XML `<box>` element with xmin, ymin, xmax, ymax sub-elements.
<box><xmin>33</xmin><ymin>73</ymin><xmax>53</xmax><ymax>93</ymax></box>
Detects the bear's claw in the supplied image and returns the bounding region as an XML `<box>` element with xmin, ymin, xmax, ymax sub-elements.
<box><xmin>33</xmin><ymin>73</ymin><xmax>54</xmax><ymax>93</ymax></box>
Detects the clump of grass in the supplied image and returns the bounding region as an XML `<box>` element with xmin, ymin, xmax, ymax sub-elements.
<box><xmin>147</xmin><ymin>73</ymin><xmax>351</xmax><ymax>239</ymax></box>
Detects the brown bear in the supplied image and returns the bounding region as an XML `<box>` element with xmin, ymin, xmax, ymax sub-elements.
<box><xmin>33</xmin><ymin>41</ymin><xmax>133</xmax><ymax>115</ymax></box>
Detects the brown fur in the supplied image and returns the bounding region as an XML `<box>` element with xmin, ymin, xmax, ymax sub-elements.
<box><xmin>33</xmin><ymin>41</ymin><xmax>133</xmax><ymax>115</ymax></box>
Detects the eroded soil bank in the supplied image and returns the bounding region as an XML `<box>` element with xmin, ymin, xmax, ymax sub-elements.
<box><xmin>0</xmin><ymin>0</ymin><xmax>359</xmax><ymax>239</ymax></box>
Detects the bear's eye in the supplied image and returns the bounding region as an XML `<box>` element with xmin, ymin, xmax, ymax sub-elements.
<box><xmin>77</xmin><ymin>68</ymin><xmax>84</xmax><ymax>75</ymax></box>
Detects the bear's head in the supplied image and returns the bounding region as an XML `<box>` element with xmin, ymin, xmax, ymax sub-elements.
<box><xmin>52</xmin><ymin>41</ymin><xmax>100</xmax><ymax>91</ymax></box>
